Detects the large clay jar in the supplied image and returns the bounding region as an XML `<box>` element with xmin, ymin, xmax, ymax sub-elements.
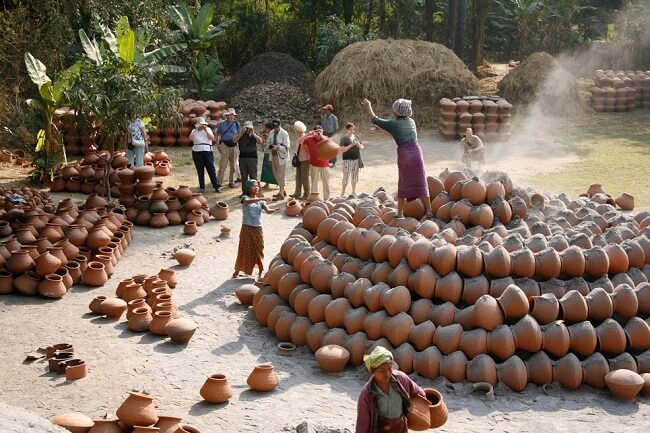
<box><xmin>315</xmin><ymin>344</ymin><xmax>350</xmax><ymax>373</ymax></box>
<box><xmin>553</xmin><ymin>353</ymin><xmax>583</xmax><ymax>390</ymax></box>
<box><xmin>6</xmin><ymin>249</ymin><xmax>35</xmax><ymax>273</ymax></box>
<box><xmin>472</xmin><ymin>294</ymin><xmax>504</xmax><ymax>331</ymax></box>
<box><xmin>38</xmin><ymin>274</ymin><xmax>67</xmax><ymax>298</ymax></box>
<box><xmin>585</xmin><ymin>287</ymin><xmax>613</xmax><ymax>320</ymax></box>
<box><xmin>605</xmin><ymin>370</ymin><xmax>645</xmax><ymax>400</ymax></box>
<box><xmin>82</xmin><ymin>261</ymin><xmax>109</xmax><ymax>286</ymax></box>
<box><xmin>424</xmin><ymin>388</ymin><xmax>448</xmax><ymax>428</ymax></box>
<box><xmin>166</xmin><ymin>318</ymin><xmax>197</xmax><ymax>344</ymax></box>
<box><xmin>50</xmin><ymin>413</ymin><xmax>94</xmax><ymax>433</ymax></box>
<box><xmin>439</xmin><ymin>350</ymin><xmax>468</xmax><ymax>383</ymax></box>
<box><xmin>200</xmin><ymin>373</ymin><xmax>233</xmax><ymax>403</ymax></box>
<box><xmin>496</xmin><ymin>355</ymin><xmax>528</xmax><ymax>392</ymax></box>
<box><xmin>558</xmin><ymin>290</ymin><xmax>589</xmax><ymax>323</ymax></box>
<box><xmin>210</xmin><ymin>201</ymin><xmax>228</xmax><ymax>220</ymax></box>
<box><xmin>530</xmin><ymin>293</ymin><xmax>559</xmax><ymax>325</ymax></box>
<box><xmin>116</xmin><ymin>391</ymin><xmax>158</xmax><ymax>427</ymax></box>
<box><xmin>247</xmin><ymin>363</ymin><xmax>279</xmax><ymax>392</ymax></box>
<box><xmin>610</xmin><ymin>284</ymin><xmax>638</xmax><ymax>318</ymax></box>
<box><xmin>467</xmin><ymin>354</ymin><xmax>497</xmax><ymax>385</ymax></box>
<box><xmin>596</xmin><ymin>318</ymin><xmax>627</xmax><ymax>355</ymax></box>
<box><xmin>496</xmin><ymin>284</ymin><xmax>529</xmax><ymax>320</ymax></box>
<box><xmin>541</xmin><ymin>320</ymin><xmax>570</xmax><ymax>358</ymax></box>
<box><xmin>526</xmin><ymin>351</ymin><xmax>553</xmax><ymax>385</ymax></box>
<box><xmin>510</xmin><ymin>315</ymin><xmax>543</xmax><ymax>352</ymax></box>
<box><xmin>581</xmin><ymin>352</ymin><xmax>610</xmax><ymax>389</ymax></box>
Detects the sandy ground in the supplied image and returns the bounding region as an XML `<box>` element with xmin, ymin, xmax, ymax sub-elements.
<box><xmin>0</xmin><ymin>132</ymin><xmax>648</xmax><ymax>432</ymax></box>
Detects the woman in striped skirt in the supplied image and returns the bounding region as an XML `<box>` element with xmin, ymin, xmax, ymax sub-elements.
<box><xmin>339</xmin><ymin>122</ymin><xmax>364</xmax><ymax>196</ymax></box>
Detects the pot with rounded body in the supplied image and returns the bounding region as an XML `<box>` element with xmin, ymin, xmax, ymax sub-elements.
<box><xmin>247</xmin><ymin>363</ymin><xmax>280</xmax><ymax>392</ymax></box>
<box><xmin>200</xmin><ymin>373</ymin><xmax>233</xmax><ymax>403</ymax></box>
<box><xmin>116</xmin><ymin>391</ymin><xmax>159</xmax><ymax>427</ymax></box>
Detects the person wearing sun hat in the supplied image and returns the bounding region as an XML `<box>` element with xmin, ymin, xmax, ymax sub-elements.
<box><xmin>356</xmin><ymin>346</ymin><xmax>425</xmax><ymax>433</ymax></box>
<box><xmin>260</xmin><ymin>121</ymin><xmax>278</xmax><ymax>189</ymax></box>
<box><xmin>217</xmin><ymin>107</ymin><xmax>242</xmax><ymax>188</ymax></box>
<box><xmin>321</xmin><ymin>104</ymin><xmax>339</xmax><ymax>167</ymax></box>
<box><xmin>189</xmin><ymin>116</ymin><xmax>221</xmax><ymax>193</ymax></box>
<box><xmin>233</xmin><ymin>120</ymin><xmax>264</xmax><ymax>196</ymax></box>
<box><xmin>265</xmin><ymin>118</ymin><xmax>291</xmax><ymax>200</ymax></box>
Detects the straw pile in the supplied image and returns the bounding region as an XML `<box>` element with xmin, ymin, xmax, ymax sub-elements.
<box><xmin>314</xmin><ymin>39</ymin><xmax>479</xmax><ymax>128</ymax></box>
<box><xmin>497</xmin><ymin>52</ymin><xmax>581</xmax><ymax>115</ymax></box>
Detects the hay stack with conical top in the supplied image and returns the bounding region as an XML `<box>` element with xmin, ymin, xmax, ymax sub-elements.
<box><xmin>497</xmin><ymin>52</ymin><xmax>581</xmax><ymax>115</ymax></box>
<box><xmin>315</xmin><ymin>39</ymin><xmax>479</xmax><ymax>128</ymax></box>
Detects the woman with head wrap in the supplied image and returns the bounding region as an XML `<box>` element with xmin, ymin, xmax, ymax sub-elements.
<box><xmin>232</xmin><ymin>179</ymin><xmax>279</xmax><ymax>279</ymax></box>
<box><xmin>361</xmin><ymin>98</ymin><xmax>433</xmax><ymax>219</ymax></box>
<box><xmin>356</xmin><ymin>347</ymin><xmax>425</xmax><ymax>433</ymax></box>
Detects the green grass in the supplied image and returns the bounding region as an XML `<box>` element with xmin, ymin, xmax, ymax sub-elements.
<box><xmin>525</xmin><ymin>109</ymin><xmax>650</xmax><ymax>208</ymax></box>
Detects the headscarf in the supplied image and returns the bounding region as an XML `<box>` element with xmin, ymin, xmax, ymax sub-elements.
<box><xmin>363</xmin><ymin>346</ymin><xmax>394</xmax><ymax>372</ymax></box>
<box><xmin>392</xmin><ymin>98</ymin><xmax>413</xmax><ymax>117</ymax></box>
<box><xmin>245</xmin><ymin>179</ymin><xmax>258</xmax><ymax>193</ymax></box>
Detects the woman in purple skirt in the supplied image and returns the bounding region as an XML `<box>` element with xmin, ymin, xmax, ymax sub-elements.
<box><xmin>362</xmin><ymin>98</ymin><xmax>433</xmax><ymax>218</ymax></box>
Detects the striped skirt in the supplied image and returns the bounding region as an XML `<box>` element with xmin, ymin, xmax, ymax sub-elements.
<box><xmin>342</xmin><ymin>159</ymin><xmax>360</xmax><ymax>184</ymax></box>
<box><xmin>234</xmin><ymin>224</ymin><xmax>264</xmax><ymax>275</ymax></box>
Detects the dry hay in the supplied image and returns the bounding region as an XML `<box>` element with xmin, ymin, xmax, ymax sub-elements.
<box><xmin>314</xmin><ymin>39</ymin><xmax>479</xmax><ymax>128</ymax></box>
<box><xmin>221</xmin><ymin>52</ymin><xmax>316</xmax><ymax>99</ymax></box>
<box><xmin>497</xmin><ymin>52</ymin><xmax>582</xmax><ymax>115</ymax></box>
<box><xmin>228</xmin><ymin>82</ymin><xmax>321</xmax><ymax>129</ymax></box>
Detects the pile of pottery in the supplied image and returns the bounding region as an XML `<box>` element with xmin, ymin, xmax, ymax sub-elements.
<box><xmin>581</xmin><ymin>183</ymin><xmax>636</xmax><ymax>211</ymax></box>
<box><xmin>88</xmin><ymin>269</ymin><xmax>198</xmax><ymax>345</ymax></box>
<box><xmin>53</xmin><ymin>107</ymin><xmax>99</xmax><ymax>155</ymax></box>
<box><xmin>591</xmin><ymin>69</ymin><xmax>650</xmax><ymax>112</ymax></box>
<box><xmin>439</xmin><ymin>97</ymin><xmax>513</xmax><ymax>142</ymax></box>
<box><xmin>0</xmin><ymin>149</ymin><xmax>32</xmax><ymax>168</ymax></box>
<box><xmin>1</xmin><ymin>188</ymin><xmax>134</xmax><ymax>297</ymax></box>
<box><xmin>151</xmin><ymin>99</ymin><xmax>227</xmax><ymax>147</ymax></box>
<box><xmin>38</xmin><ymin>343</ymin><xmax>87</xmax><ymax>381</ymax></box>
<box><xmin>50</xmin><ymin>390</ymin><xmax>202</xmax><ymax>432</ymax></box>
<box><xmin>253</xmin><ymin>169</ymin><xmax>650</xmax><ymax>399</ymax></box>
<box><xmin>200</xmin><ymin>363</ymin><xmax>281</xmax><ymax>405</ymax></box>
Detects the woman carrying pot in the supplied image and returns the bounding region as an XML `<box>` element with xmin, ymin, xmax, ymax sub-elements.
<box><xmin>356</xmin><ymin>346</ymin><xmax>425</xmax><ymax>433</ymax></box>
<box><xmin>361</xmin><ymin>98</ymin><xmax>433</xmax><ymax>219</ymax></box>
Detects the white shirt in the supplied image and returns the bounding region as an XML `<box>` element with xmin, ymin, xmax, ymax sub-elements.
<box><xmin>190</xmin><ymin>128</ymin><xmax>214</xmax><ymax>152</ymax></box>
<box><xmin>265</xmin><ymin>127</ymin><xmax>291</xmax><ymax>161</ymax></box>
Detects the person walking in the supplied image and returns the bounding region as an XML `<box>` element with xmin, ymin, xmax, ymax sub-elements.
<box><xmin>189</xmin><ymin>117</ymin><xmax>222</xmax><ymax>193</ymax></box>
<box><xmin>265</xmin><ymin>119</ymin><xmax>290</xmax><ymax>200</ymax></box>
<box><xmin>232</xmin><ymin>179</ymin><xmax>279</xmax><ymax>280</ymax></box>
<box><xmin>302</xmin><ymin>125</ymin><xmax>331</xmax><ymax>200</ymax></box>
<box><xmin>339</xmin><ymin>122</ymin><xmax>364</xmax><ymax>196</ymax></box>
<box><xmin>291</xmin><ymin>120</ymin><xmax>310</xmax><ymax>200</ymax></box>
<box><xmin>260</xmin><ymin>121</ymin><xmax>278</xmax><ymax>190</ymax></box>
<box><xmin>216</xmin><ymin>108</ymin><xmax>242</xmax><ymax>189</ymax></box>
<box><xmin>321</xmin><ymin>104</ymin><xmax>339</xmax><ymax>167</ymax></box>
<box><xmin>126</xmin><ymin>113</ymin><xmax>147</xmax><ymax>167</ymax></box>
<box><xmin>233</xmin><ymin>121</ymin><xmax>264</xmax><ymax>197</ymax></box>
<box><xmin>362</xmin><ymin>98</ymin><xmax>433</xmax><ymax>219</ymax></box>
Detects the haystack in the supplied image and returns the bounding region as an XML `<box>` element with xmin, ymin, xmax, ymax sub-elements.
<box><xmin>314</xmin><ymin>39</ymin><xmax>479</xmax><ymax>128</ymax></box>
<box><xmin>221</xmin><ymin>52</ymin><xmax>316</xmax><ymax>98</ymax></box>
<box><xmin>497</xmin><ymin>52</ymin><xmax>581</xmax><ymax>115</ymax></box>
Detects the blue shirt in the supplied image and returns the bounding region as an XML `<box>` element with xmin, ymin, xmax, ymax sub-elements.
<box><xmin>242</xmin><ymin>200</ymin><xmax>265</xmax><ymax>227</ymax></box>
<box><xmin>217</xmin><ymin>120</ymin><xmax>241</xmax><ymax>143</ymax></box>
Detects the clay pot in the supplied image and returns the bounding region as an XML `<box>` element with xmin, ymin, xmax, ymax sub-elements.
<box><xmin>155</xmin><ymin>416</ymin><xmax>183</xmax><ymax>433</ymax></box>
<box><xmin>200</xmin><ymin>373</ymin><xmax>233</xmax><ymax>403</ymax></box>
<box><xmin>496</xmin><ymin>284</ymin><xmax>529</xmax><ymax>319</ymax></box>
<box><xmin>286</xmin><ymin>200</ymin><xmax>303</xmax><ymax>217</ymax></box>
<box><xmin>247</xmin><ymin>363</ymin><xmax>279</xmax><ymax>392</ymax></box>
<box><xmin>467</xmin><ymin>354</ymin><xmax>497</xmax><ymax>385</ymax></box>
<box><xmin>89</xmin><ymin>419</ymin><xmax>123</xmax><ymax>433</ymax></box>
<box><xmin>315</xmin><ymin>344</ymin><xmax>350</xmax><ymax>373</ymax></box>
<box><xmin>584</xmin><ymin>247</ymin><xmax>610</xmax><ymax>277</ymax></box>
<box><xmin>530</xmin><ymin>293</ymin><xmax>559</xmax><ymax>325</ymax></box>
<box><xmin>511</xmin><ymin>315</ymin><xmax>543</xmax><ymax>352</ymax></box>
<box><xmin>116</xmin><ymin>391</ymin><xmax>159</xmax><ymax>427</ymax></box>
<box><xmin>596</xmin><ymin>318</ymin><xmax>627</xmax><ymax>355</ymax></box>
<box><xmin>439</xmin><ymin>351</ymin><xmax>468</xmax><ymax>382</ymax></box>
<box><xmin>34</xmin><ymin>251</ymin><xmax>62</xmax><ymax>276</ymax></box>
<box><xmin>559</xmin><ymin>246</ymin><xmax>586</xmax><ymax>277</ymax></box>
<box><xmin>6</xmin><ymin>250</ymin><xmax>35</xmax><ymax>273</ymax></box>
<box><xmin>166</xmin><ymin>318</ymin><xmax>197</xmax><ymax>344</ymax></box>
<box><xmin>424</xmin><ymin>388</ymin><xmax>448</xmax><ymax>428</ymax></box>
<box><xmin>510</xmin><ymin>248</ymin><xmax>535</xmax><ymax>278</ymax></box>
<box><xmin>209</xmin><ymin>201</ymin><xmax>228</xmax><ymax>220</ymax></box>
<box><xmin>558</xmin><ymin>290</ymin><xmax>588</xmax><ymax>323</ymax></box>
<box><xmin>553</xmin><ymin>353</ymin><xmax>583</xmax><ymax>390</ymax></box>
<box><xmin>433</xmin><ymin>324</ymin><xmax>463</xmax><ymax>355</ymax></box>
<box><xmin>382</xmin><ymin>312</ymin><xmax>414</xmax><ymax>347</ymax></box>
<box><xmin>381</xmin><ymin>285</ymin><xmax>411</xmax><ymax>316</ymax></box>
<box><xmin>472</xmin><ymin>295</ymin><xmax>503</xmax><ymax>331</ymax></box>
<box><xmin>82</xmin><ymin>261</ymin><xmax>108</xmax><ymax>286</ymax></box>
<box><xmin>535</xmin><ymin>247</ymin><xmax>561</xmax><ymax>279</ymax></box>
<box><xmin>605</xmin><ymin>370</ymin><xmax>645</xmax><ymax>400</ymax></box>
<box><xmin>128</xmin><ymin>307</ymin><xmax>153</xmax><ymax>332</ymax></box>
<box><xmin>149</xmin><ymin>311</ymin><xmax>173</xmax><ymax>335</ymax></box>
<box><xmin>541</xmin><ymin>320</ymin><xmax>570</xmax><ymax>357</ymax></box>
<box><xmin>567</xmin><ymin>321</ymin><xmax>598</xmax><ymax>357</ymax></box>
<box><xmin>100</xmin><ymin>298</ymin><xmax>128</xmax><ymax>319</ymax></box>
<box><xmin>615</xmin><ymin>192</ymin><xmax>635</xmax><ymax>210</ymax></box>
<box><xmin>175</xmin><ymin>249</ymin><xmax>196</xmax><ymax>266</ymax></box>
<box><xmin>50</xmin><ymin>413</ymin><xmax>94</xmax><ymax>432</ymax></box>
<box><xmin>496</xmin><ymin>355</ymin><xmax>527</xmax><ymax>392</ymax></box>
<box><xmin>174</xmin><ymin>424</ymin><xmax>202</xmax><ymax>433</ymax></box>
<box><xmin>581</xmin><ymin>352</ymin><xmax>610</xmax><ymax>389</ymax></box>
<box><xmin>625</xmin><ymin>316</ymin><xmax>650</xmax><ymax>351</ymax></box>
<box><xmin>38</xmin><ymin>274</ymin><xmax>67</xmax><ymax>298</ymax></box>
<box><xmin>413</xmin><ymin>346</ymin><xmax>442</xmax><ymax>379</ymax></box>
<box><xmin>585</xmin><ymin>287</ymin><xmax>614</xmax><ymax>321</ymax></box>
<box><xmin>526</xmin><ymin>351</ymin><xmax>553</xmax><ymax>385</ymax></box>
<box><xmin>610</xmin><ymin>284</ymin><xmax>638</xmax><ymax>318</ymax></box>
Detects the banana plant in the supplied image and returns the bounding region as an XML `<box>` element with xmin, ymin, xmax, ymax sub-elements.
<box><xmin>23</xmin><ymin>52</ymin><xmax>79</xmax><ymax>181</ymax></box>
<box><xmin>79</xmin><ymin>16</ymin><xmax>187</xmax><ymax>75</ymax></box>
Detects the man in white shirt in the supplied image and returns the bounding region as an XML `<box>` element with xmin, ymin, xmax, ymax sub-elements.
<box><xmin>265</xmin><ymin>118</ymin><xmax>290</xmax><ymax>200</ymax></box>
<box><xmin>189</xmin><ymin>117</ymin><xmax>222</xmax><ymax>193</ymax></box>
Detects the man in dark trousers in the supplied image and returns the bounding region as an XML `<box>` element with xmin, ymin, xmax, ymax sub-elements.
<box><xmin>321</xmin><ymin>104</ymin><xmax>339</xmax><ymax>167</ymax></box>
<box><xmin>233</xmin><ymin>121</ymin><xmax>264</xmax><ymax>197</ymax></box>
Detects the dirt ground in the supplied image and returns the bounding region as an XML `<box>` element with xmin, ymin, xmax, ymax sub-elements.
<box><xmin>0</xmin><ymin>130</ymin><xmax>648</xmax><ymax>432</ymax></box>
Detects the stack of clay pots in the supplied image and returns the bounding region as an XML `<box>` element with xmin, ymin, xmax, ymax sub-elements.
<box><xmin>0</xmin><ymin>188</ymin><xmax>134</xmax><ymax>297</ymax></box>
<box><xmin>591</xmin><ymin>70</ymin><xmax>650</xmax><ymax>112</ymax></box>
<box><xmin>0</xmin><ymin>149</ymin><xmax>32</xmax><ymax>169</ymax></box>
<box><xmin>580</xmin><ymin>183</ymin><xmax>636</xmax><ymax>211</ymax></box>
<box><xmin>439</xmin><ymin>97</ymin><xmax>512</xmax><ymax>142</ymax></box>
<box><xmin>154</xmin><ymin>99</ymin><xmax>227</xmax><ymax>147</ymax></box>
<box><xmin>52</xmin><ymin>107</ymin><xmax>100</xmax><ymax>156</ymax></box>
<box><xmin>88</xmin><ymin>269</ymin><xmax>198</xmax><ymax>345</ymax></box>
<box><xmin>50</xmin><ymin>390</ymin><xmax>202</xmax><ymax>432</ymax></box>
<box><xmin>252</xmin><ymin>169</ymin><xmax>650</xmax><ymax>400</ymax></box>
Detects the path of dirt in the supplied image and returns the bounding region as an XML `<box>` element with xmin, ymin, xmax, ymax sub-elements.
<box><xmin>0</xmin><ymin>132</ymin><xmax>647</xmax><ymax>433</ymax></box>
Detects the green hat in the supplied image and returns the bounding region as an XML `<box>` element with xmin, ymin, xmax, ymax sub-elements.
<box><xmin>363</xmin><ymin>346</ymin><xmax>393</xmax><ymax>372</ymax></box>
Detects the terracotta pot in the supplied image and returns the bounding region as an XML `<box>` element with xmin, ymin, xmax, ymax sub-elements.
<box><xmin>116</xmin><ymin>391</ymin><xmax>159</xmax><ymax>427</ymax></box>
<box><xmin>175</xmin><ymin>424</ymin><xmax>202</xmax><ymax>433</ymax></box>
<box><xmin>155</xmin><ymin>416</ymin><xmax>183</xmax><ymax>433</ymax></box>
<box><xmin>581</xmin><ymin>352</ymin><xmax>610</xmax><ymax>389</ymax></box>
<box><xmin>89</xmin><ymin>419</ymin><xmax>122</xmax><ymax>433</ymax></box>
<box><xmin>559</xmin><ymin>246</ymin><xmax>586</xmax><ymax>277</ymax></box>
<box><xmin>413</xmin><ymin>346</ymin><xmax>442</xmax><ymax>379</ymax></box>
<box><xmin>50</xmin><ymin>413</ymin><xmax>94</xmax><ymax>433</ymax></box>
<box><xmin>209</xmin><ymin>201</ymin><xmax>228</xmax><ymax>220</ymax></box>
<box><xmin>615</xmin><ymin>192</ymin><xmax>635</xmax><ymax>210</ymax></box>
<box><xmin>510</xmin><ymin>315</ymin><xmax>543</xmax><ymax>352</ymax></box>
<box><xmin>134</xmin><ymin>165</ymin><xmax>155</xmax><ymax>182</ymax></box>
<box><xmin>510</xmin><ymin>248</ymin><xmax>535</xmax><ymax>278</ymax></box>
<box><xmin>382</xmin><ymin>312</ymin><xmax>414</xmax><ymax>347</ymax></box>
<box><xmin>381</xmin><ymin>285</ymin><xmax>412</xmax><ymax>316</ymax></box>
<box><xmin>89</xmin><ymin>295</ymin><xmax>107</xmax><ymax>314</ymax></box>
<box><xmin>585</xmin><ymin>287</ymin><xmax>613</xmax><ymax>320</ymax></box>
<box><xmin>525</xmin><ymin>351</ymin><xmax>553</xmax><ymax>385</ymax></box>
<box><xmin>596</xmin><ymin>318</ymin><xmax>627</xmax><ymax>355</ymax></box>
<box><xmin>315</xmin><ymin>344</ymin><xmax>350</xmax><ymax>373</ymax></box>
<box><xmin>99</xmin><ymin>298</ymin><xmax>127</xmax><ymax>318</ymax></box>
<box><xmin>175</xmin><ymin>248</ymin><xmax>196</xmax><ymax>266</ymax></box>
<box><xmin>558</xmin><ymin>290</ymin><xmax>588</xmax><ymax>323</ymax></box>
<box><xmin>200</xmin><ymin>373</ymin><xmax>233</xmax><ymax>403</ymax></box>
<box><xmin>166</xmin><ymin>318</ymin><xmax>197</xmax><ymax>344</ymax></box>
<box><xmin>247</xmin><ymin>363</ymin><xmax>279</xmax><ymax>392</ymax></box>
<box><xmin>567</xmin><ymin>321</ymin><xmax>597</xmax><ymax>357</ymax></box>
<box><xmin>467</xmin><ymin>354</ymin><xmax>497</xmax><ymax>385</ymax></box>
<box><xmin>128</xmin><ymin>306</ymin><xmax>153</xmax><ymax>332</ymax></box>
<box><xmin>541</xmin><ymin>320</ymin><xmax>570</xmax><ymax>357</ymax></box>
<box><xmin>34</xmin><ymin>251</ymin><xmax>62</xmax><ymax>276</ymax></box>
<box><xmin>584</xmin><ymin>247</ymin><xmax>610</xmax><ymax>278</ymax></box>
<box><xmin>553</xmin><ymin>353</ymin><xmax>583</xmax><ymax>390</ymax></box>
<box><xmin>183</xmin><ymin>221</ymin><xmax>198</xmax><ymax>235</ymax></box>
<box><xmin>439</xmin><ymin>351</ymin><xmax>467</xmax><ymax>382</ymax></box>
<box><xmin>625</xmin><ymin>316</ymin><xmax>650</xmax><ymax>351</ymax></box>
<box><xmin>6</xmin><ymin>250</ymin><xmax>35</xmax><ymax>273</ymax></box>
<box><xmin>496</xmin><ymin>355</ymin><xmax>527</xmax><ymax>392</ymax></box>
<box><xmin>610</xmin><ymin>284</ymin><xmax>638</xmax><ymax>318</ymax></box>
<box><xmin>424</xmin><ymin>388</ymin><xmax>448</xmax><ymax>428</ymax></box>
<box><xmin>432</xmin><ymin>323</ymin><xmax>463</xmax><ymax>355</ymax></box>
<box><xmin>530</xmin><ymin>293</ymin><xmax>559</xmax><ymax>325</ymax></box>
<box><xmin>535</xmin><ymin>247</ymin><xmax>561</xmax><ymax>279</ymax></box>
<box><xmin>472</xmin><ymin>295</ymin><xmax>504</xmax><ymax>331</ymax></box>
<box><xmin>148</xmin><ymin>311</ymin><xmax>173</xmax><ymax>335</ymax></box>
<box><xmin>37</xmin><ymin>274</ymin><xmax>67</xmax><ymax>298</ymax></box>
<box><xmin>496</xmin><ymin>284</ymin><xmax>529</xmax><ymax>320</ymax></box>
<box><xmin>406</xmin><ymin>393</ymin><xmax>431</xmax><ymax>431</ymax></box>
<box><xmin>605</xmin><ymin>369</ymin><xmax>644</xmax><ymax>400</ymax></box>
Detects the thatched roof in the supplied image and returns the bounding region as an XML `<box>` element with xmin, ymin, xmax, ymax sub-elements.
<box><xmin>314</xmin><ymin>39</ymin><xmax>479</xmax><ymax>127</ymax></box>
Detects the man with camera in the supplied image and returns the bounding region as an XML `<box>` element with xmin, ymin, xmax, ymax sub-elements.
<box><xmin>233</xmin><ymin>121</ymin><xmax>264</xmax><ymax>196</ymax></box>
<box><xmin>265</xmin><ymin>118</ymin><xmax>291</xmax><ymax>200</ymax></box>
<box><xmin>189</xmin><ymin>117</ymin><xmax>222</xmax><ymax>193</ymax></box>
<box><xmin>216</xmin><ymin>108</ymin><xmax>242</xmax><ymax>188</ymax></box>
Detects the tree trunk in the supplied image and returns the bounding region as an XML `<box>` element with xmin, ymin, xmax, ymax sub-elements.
<box><xmin>424</xmin><ymin>0</ymin><xmax>435</xmax><ymax>41</ymax></box>
<box><xmin>343</xmin><ymin>0</ymin><xmax>354</xmax><ymax>25</ymax></box>
<box><xmin>379</xmin><ymin>0</ymin><xmax>387</xmax><ymax>34</ymax></box>
<box><xmin>364</xmin><ymin>0</ymin><xmax>375</xmax><ymax>36</ymax></box>
<box><xmin>447</xmin><ymin>0</ymin><xmax>458</xmax><ymax>51</ymax></box>
<box><xmin>393</xmin><ymin>0</ymin><xmax>402</xmax><ymax>38</ymax></box>
<box><xmin>470</xmin><ymin>0</ymin><xmax>491</xmax><ymax>71</ymax></box>
<box><xmin>455</xmin><ymin>0</ymin><xmax>467</xmax><ymax>59</ymax></box>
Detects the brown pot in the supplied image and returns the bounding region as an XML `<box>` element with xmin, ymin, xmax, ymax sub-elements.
<box><xmin>315</xmin><ymin>344</ymin><xmax>350</xmax><ymax>373</ymax></box>
<box><xmin>432</xmin><ymin>324</ymin><xmax>463</xmax><ymax>355</ymax></box>
<box><xmin>567</xmin><ymin>321</ymin><xmax>597</xmax><ymax>357</ymax></box>
<box><xmin>605</xmin><ymin>369</ymin><xmax>645</xmax><ymax>400</ymax></box>
<box><xmin>439</xmin><ymin>351</ymin><xmax>467</xmax><ymax>382</ymax></box>
<box><xmin>541</xmin><ymin>320</ymin><xmax>570</xmax><ymax>357</ymax></box>
<box><xmin>82</xmin><ymin>261</ymin><xmax>108</xmax><ymax>286</ymax></box>
<box><xmin>247</xmin><ymin>363</ymin><xmax>279</xmax><ymax>392</ymax></box>
<box><xmin>611</xmin><ymin>283</ymin><xmax>639</xmax><ymax>318</ymax></box>
<box><xmin>472</xmin><ymin>294</ymin><xmax>504</xmax><ymax>331</ymax></box>
<box><xmin>535</xmin><ymin>247</ymin><xmax>561</xmax><ymax>279</ymax></box>
<box><xmin>596</xmin><ymin>318</ymin><xmax>627</xmax><ymax>355</ymax></box>
<box><xmin>50</xmin><ymin>413</ymin><xmax>94</xmax><ymax>432</ymax></box>
<box><xmin>581</xmin><ymin>352</ymin><xmax>610</xmax><ymax>389</ymax></box>
<box><xmin>155</xmin><ymin>416</ymin><xmax>183</xmax><ymax>433</ymax></box>
<box><xmin>510</xmin><ymin>248</ymin><xmax>535</xmax><ymax>278</ymax></box>
<box><xmin>37</xmin><ymin>274</ymin><xmax>67</xmax><ymax>298</ymax></box>
<box><xmin>558</xmin><ymin>290</ymin><xmax>588</xmax><ymax>323</ymax></box>
<box><xmin>615</xmin><ymin>192</ymin><xmax>635</xmax><ymax>210</ymax></box>
<box><xmin>553</xmin><ymin>353</ymin><xmax>583</xmax><ymax>390</ymax></box>
<box><xmin>584</xmin><ymin>246</ymin><xmax>610</xmax><ymax>277</ymax></box>
<box><xmin>424</xmin><ymin>388</ymin><xmax>448</xmax><ymax>428</ymax></box>
<box><xmin>525</xmin><ymin>351</ymin><xmax>553</xmax><ymax>385</ymax></box>
<box><xmin>510</xmin><ymin>315</ymin><xmax>543</xmax><ymax>352</ymax></box>
<box><xmin>496</xmin><ymin>355</ymin><xmax>527</xmax><ymax>392</ymax></box>
<box><xmin>116</xmin><ymin>391</ymin><xmax>159</xmax><ymax>427</ymax></box>
<box><xmin>175</xmin><ymin>248</ymin><xmax>196</xmax><ymax>266</ymax></box>
<box><xmin>496</xmin><ymin>284</ymin><xmax>529</xmax><ymax>320</ymax></box>
<box><xmin>467</xmin><ymin>354</ymin><xmax>497</xmax><ymax>385</ymax></box>
<box><xmin>88</xmin><ymin>419</ymin><xmax>122</xmax><ymax>433</ymax></box>
<box><xmin>166</xmin><ymin>318</ymin><xmax>197</xmax><ymax>344</ymax></box>
<box><xmin>6</xmin><ymin>249</ymin><xmax>35</xmax><ymax>273</ymax></box>
<box><xmin>200</xmin><ymin>373</ymin><xmax>233</xmax><ymax>403</ymax></box>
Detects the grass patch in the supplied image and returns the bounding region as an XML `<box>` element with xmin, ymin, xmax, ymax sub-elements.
<box><xmin>527</xmin><ymin>109</ymin><xmax>650</xmax><ymax>207</ymax></box>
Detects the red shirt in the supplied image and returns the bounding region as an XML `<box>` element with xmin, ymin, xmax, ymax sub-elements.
<box><xmin>305</xmin><ymin>134</ymin><xmax>330</xmax><ymax>167</ymax></box>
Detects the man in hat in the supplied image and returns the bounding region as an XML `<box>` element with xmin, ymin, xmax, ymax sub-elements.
<box><xmin>233</xmin><ymin>120</ymin><xmax>264</xmax><ymax>196</ymax></box>
<box><xmin>189</xmin><ymin>117</ymin><xmax>222</xmax><ymax>193</ymax></box>
<box><xmin>216</xmin><ymin>108</ymin><xmax>242</xmax><ymax>188</ymax></box>
<box><xmin>265</xmin><ymin>118</ymin><xmax>290</xmax><ymax>200</ymax></box>
<box><xmin>321</xmin><ymin>104</ymin><xmax>339</xmax><ymax>167</ymax></box>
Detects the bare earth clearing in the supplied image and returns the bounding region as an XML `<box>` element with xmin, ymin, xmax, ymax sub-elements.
<box><xmin>1</xmin><ymin>123</ymin><xmax>648</xmax><ymax>432</ymax></box>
